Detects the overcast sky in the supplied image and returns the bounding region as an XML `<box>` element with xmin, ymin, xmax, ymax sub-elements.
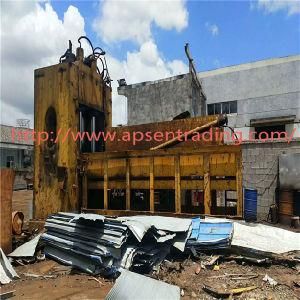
<box><xmin>1</xmin><ymin>0</ymin><xmax>299</xmax><ymax>127</ymax></box>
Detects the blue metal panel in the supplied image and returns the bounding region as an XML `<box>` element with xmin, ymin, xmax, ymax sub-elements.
<box><xmin>187</xmin><ymin>218</ymin><xmax>233</xmax><ymax>249</ymax></box>
<box><xmin>244</xmin><ymin>188</ymin><xmax>257</xmax><ymax>221</ymax></box>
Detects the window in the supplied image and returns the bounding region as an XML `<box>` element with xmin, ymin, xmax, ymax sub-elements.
<box><xmin>6</xmin><ymin>156</ymin><xmax>14</xmax><ymax>168</ymax></box>
<box><xmin>222</xmin><ymin>102</ymin><xmax>229</xmax><ymax>114</ymax></box>
<box><xmin>229</xmin><ymin>101</ymin><xmax>237</xmax><ymax>114</ymax></box>
<box><xmin>254</xmin><ymin>125</ymin><xmax>286</xmax><ymax>140</ymax></box>
<box><xmin>207</xmin><ymin>104</ymin><xmax>214</xmax><ymax>115</ymax></box>
<box><xmin>215</xmin><ymin>103</ymin><xmax>221</xmax><ymax>114</ymax></box>
<box><xmin>207</xmin><ymin>101</ymin><xmax>237</xmax><ymax>115</ymax></box>
<box><xmin>79</xmin><ymin>104</ymin><xmax>105</xmax><ymax>153</ymax></box>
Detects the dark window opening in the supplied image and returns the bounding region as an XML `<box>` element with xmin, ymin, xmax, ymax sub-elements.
<box><xmin>207</xmin><ymin>104</ymin><xmax>214</xmax><ymax>115</ymax></box>
<box><xmin>108</xmin><ymin>189</ymin><xmax>126</xmax><ymax>210</ymax></box>
<box><xmin>229</xmin><ymin>101</ymin><xmax>237</xmax><ymax>113</ymax></box>
<box><xmin>79</xmin><ymin>104</ymin><xmax>105</xmax><ymax>153</ymax></box>
<box><xmin>6</xmin><ymin>156</ymin><xmax>14</xmax><ymax>168</ymax></box>
<box><xmin>214</xmin><ymin>103</ymin><xmax>221</xmax><ymax>114</ymax></box>
<box><xmin>131</xmin><ymin>189</ymin><xmax>150</xmax><ymax>211</ymax></box>
<box><xmin>45</xmin><ymin>106</ymin><xmax>57</xmax><ymax>148</ymax></box>
<box><xmin>154</xmin><ymin>190</ymin><xmax>175</xmax><ymax>212</ymax></box>
<box><xmin>222</xmin><ymin>102</ymin><xmax>229</xmax><ymax>114</ymax></box>
<box><xmin>254</xmin><ymin>124</ymin><xmax>286</xmax><ymax>139</ymax></box>
<box><xmin>181</xmin><ymin>190</ymin><xmax>204</xmax><ymax>214</ymax></box>
<box><xmin>88</xmin><ymin>189</ymin><xmax>104</xmax><ymax>209</ymax></box>
<box><xmin>23</xmin><ymin>150</ymin><xmax>32</xmax><ymax>168</ymax></box>
<box><xmin>211</xmin><ymin>190</ymin><xmax>237</xmax><ymax>215</ymax></box>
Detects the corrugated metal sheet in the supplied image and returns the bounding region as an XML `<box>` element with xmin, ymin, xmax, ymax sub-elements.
<box><xmin>105</xmin><ymin>269</ymin><xmax>180</xmax><ymax>300</ymax></box>
<box><xmin>8</xmin><ymin>234</ymin><xmax>41</xmax><ymax>257</ymax></box>
<box><xmin>119</xmin><ymin>215</ymin><xmax>191</xmax><ymax>242</ymax></box>
<box><xmin>0</xmin><ymin>248</ymin><xmax>19</xmax><ymax>284</ymax></box>
<box><xmin>42</xmin><ymin>213</ymin><xmax>192</xmax><ymax>275</ymax></box>
<box><xmin>232</xmin><ymin>221</ymin><xmax>300</xmax><ymax>254</ymax></box>
<box><xmin>186</xmin><ymin>218</ymin><xmax>233</xmax><ymax>250</ymax></box>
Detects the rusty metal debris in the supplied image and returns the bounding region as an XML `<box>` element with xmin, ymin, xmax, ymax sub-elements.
<box><xmin>12</xmin><ymin>211</ymin><xmax>24</xmax><ymax>235</ymax></box>
<box><xmin>203</xmin><ymin>284</ymin><xmax>257</xmax><ymax>298</ymax></box>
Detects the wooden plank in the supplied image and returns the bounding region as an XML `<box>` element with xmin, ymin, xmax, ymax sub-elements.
<box><xmin>103</xmin><ymin>160</ymin><xmax>108</xmax><ymax>209</ymax></box>
<box><xmin>175</xmin><ymin>156</ymin><xmax>181</xmax><ymax>213</ymax></box>
<box><xmin>236</xmin><ymin>155</ymin><xmax>243</xmax><ymax>217</ymax></box>
<box><xmin>126</xmin><ymin>159</ymin><xmax>130</xmax><ymax>210</ymax></box>
<box><xmin>149</xmin><ymin>157</ymin><xmax>154</xmax><ymax>212</ymax></box>
<box><xmin>150</xmin><ymin>118</ymin><xmax>222</xmax><ymax>150</ymax></box>
<box><xmin>204</xmin><ymin>154</ymin><xmax>211</xmax><ymax>215</ymax></box>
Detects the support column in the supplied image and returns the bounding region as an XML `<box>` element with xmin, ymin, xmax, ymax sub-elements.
<box><xmin>150</xmin><ymin>157</ymin><xmax>154</xmax><ymax>212</ymax></box>
<box><xmin>126</xmin><ymin>159</ymin><xmax>131</xmax><ymax>210</ymax></box>
<box><xmin>104</xmin><ymin>160</ymin><xmax>108</xmax><ymax>209</ymax></box>
<box><xmin>175</xmin><ymin>156</ymin><xmax>181</xmax><ymax>213</ymax></box>
<box><xmin>204</xmin><ymin>154</ymin><xmax>211</xmax><ymax>215</ymax></box>
<box><xmin>82</xmin><ymin>174</ymin><xmax>88</xmax><ymax>209</ymax></box>
<box><xmin>236</xmin><ymin>155</ymin><xmax>243</xmax><ymax>217</ymax></box>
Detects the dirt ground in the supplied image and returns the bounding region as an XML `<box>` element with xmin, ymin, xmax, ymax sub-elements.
<box><xmin>155</xmin><ymin>257</ymin><xmax>300</xmax><ymax>300</ymax></box>
<box><xmin>4</xmin><ymin>190</ymin><xmax>299</xmax><ymax>299</ymax></box>
<box><xmin>1</xmin><ymin>260</ymin><xmax>113</xmax><ymax>300</ymax></box>
<box><xmin>1</xmin><ymin>255</ymin><xmax>299</xmax><ymax>300</ymax></box>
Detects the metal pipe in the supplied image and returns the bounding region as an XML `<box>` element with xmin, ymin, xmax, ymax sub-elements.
<box><xmin>150</xmin><ymin>114</ymin><xmax>228</xmax><ymax>151</ymax></box>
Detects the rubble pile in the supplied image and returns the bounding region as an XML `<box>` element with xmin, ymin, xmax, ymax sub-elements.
<box><xmin>41</xmin><ymin>213</ymin><xmax>192</xmax><ymax>276</ymax></box>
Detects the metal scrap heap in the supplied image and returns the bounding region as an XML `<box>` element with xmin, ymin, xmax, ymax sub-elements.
<box><xmin>42</xmin><ymin>213</ymin><xmax>193</xmax><ymax>276</ymax></box>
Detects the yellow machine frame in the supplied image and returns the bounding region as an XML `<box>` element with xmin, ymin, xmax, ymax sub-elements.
<box><xmin>34</xmin><ymin>39</ymin><xmax>243</xmax><ymax>219</ymax></box>
<box><xmin>81</xmin><ymin>145</ymin><xmax>242</xmax><ymax>217</ymax></box>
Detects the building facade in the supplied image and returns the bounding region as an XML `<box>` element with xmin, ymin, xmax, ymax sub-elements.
<box><xmin>0</xmin><ymin>124</ymin><xmax>34</xmax><ymax>189</ymax></box>
<box><xmin>118</xmin><ymin>73</ymin><xmax>206</xmax><ymax>125</ymax></box>
<box><xmin>118</xmin><ymin>55</ymin><xmax>300</xmax><ymax>220</ymax></box>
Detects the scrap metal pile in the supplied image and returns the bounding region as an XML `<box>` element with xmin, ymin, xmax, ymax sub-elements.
<box><xmin>39</xmin><ymin>212</ymin><xmax>300</xmax><ymax>281</ymax></box>
<box><xmin>41</xmin><ymin>213</ymin><xmax>194</xmax><ymax>276</ymax></box>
